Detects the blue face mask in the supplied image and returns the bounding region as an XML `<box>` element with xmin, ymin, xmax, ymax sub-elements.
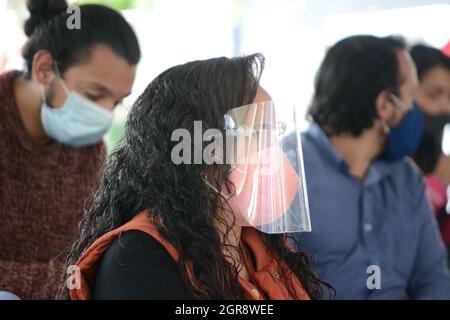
<box><xmin>40</xmin><ymin>77</ymin><xmax>114</xmax><ymax>147</ymax></box>
<box><xmin>383</xmin><ymin>98</ymin><xmax>424</xmax><ymax>161</ymax></box>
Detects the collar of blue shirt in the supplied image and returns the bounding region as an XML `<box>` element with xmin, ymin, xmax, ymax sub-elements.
<box><xmin>305</xmin><ymin>122</ymin><xmax>394</xmax><ymax>187</ymax></box>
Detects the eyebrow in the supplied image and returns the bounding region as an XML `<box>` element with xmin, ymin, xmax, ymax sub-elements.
<box><xmin>427</xmin><ymin>86</ymin><xmax>445</xmax><ymax>92</ymax></box>
<box><xmin>82</xmin><ymin>82</ymin><xmax>131</xmax><ymax>100</ymax></box>
<box><xmin>83</xmin><ymin>83</ymin><xmax>112</xmax><ymax>95</ymax></box>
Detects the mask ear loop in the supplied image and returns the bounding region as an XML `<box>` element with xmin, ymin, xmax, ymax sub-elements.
<box><xmin>381</xmin><ymin>120</ymin><xmax>391</xmax><ymax>135</ymax></box>
<box><xmin>389</xmin><ymin>93</ymin><xmax>408</xmax><ymax>111</ymax></box>
<box><xmin>53</xmin><ymin>62</ymin><xmax>70</xmax><ymax>96</ymax></box>
<box><xmin>39</xmin><ymin>61</ymin><xmax>70</xmax><ymax>107</ymax></box>
<box><xmin>381</xmin><ymin>93</ymin><xmax>405</xmax><ymax>135</ymax></box>
<box><xmin>40</xmin><ymin>84</ymin><xmax>47</xmax><ymax>105</ymax></box>
<box><xmin>32</xmin><ymin>53</ymin><xmax>55</xmax><ymax>106</ymax></box>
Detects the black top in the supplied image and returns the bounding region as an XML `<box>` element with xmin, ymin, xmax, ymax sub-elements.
<box><xmin>93</xmin><ymin>230</ymin><xmax>191</xmax><ymax>300</ymax></box>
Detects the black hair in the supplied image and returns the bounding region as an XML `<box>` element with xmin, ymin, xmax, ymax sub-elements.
<box><xmin>22</xmin><ymin>0</ymin><xmax>141</xmax><ymax>78</ymax></box>
<box><xmin>61</xmin><ymin>53</ymin><xmax>333</xmax><ymax>300</ymax></box>
<box><xmin>308</xmin><ymin>35</ymin><xmax>407</xmax><ymax>137</ymax></box>
<box><xmin>414</xmin><ymin>113</ymin><xmax>450</xmax><ymax>175</ymax></box>
<box><xmin>414</xmin><ymin>133</ymin><xmax>441</xmax><ymax>174</ymax></box>
<box><xmin>410</xmin><ymin>45</ymin><xmax>450</xmax><ymax>174</ymax></box>
<box><xmin>410</xmin><ymin>44</ymin><xmax>450</xmax><ymax>81</ymax></box>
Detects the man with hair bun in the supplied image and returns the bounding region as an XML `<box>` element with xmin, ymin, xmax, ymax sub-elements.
<box><xmin>0</xmin><ymin>0</ymin><xmax>141</xmax><ymax>299</ymax></box>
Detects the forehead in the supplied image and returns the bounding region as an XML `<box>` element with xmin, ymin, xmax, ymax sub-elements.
<box><xmin>422</xmin><ymin>66</ymin><xmax>450</xmax><ymax>86</ymax></box>
<box><xmin>63</xmin><ymin>45</ymin><xmax>136</xmax><ymax>97</ymax></box>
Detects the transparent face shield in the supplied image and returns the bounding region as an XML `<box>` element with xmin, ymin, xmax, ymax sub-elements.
<box><xmin>222</xmin><ymin>100</ymin><xmax>311</xmax><ymax>234</ymax></box>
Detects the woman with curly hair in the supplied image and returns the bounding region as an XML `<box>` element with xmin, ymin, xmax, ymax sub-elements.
<box><xmin>62</xmin><ymin>54</ymin><xmax>332</xmax><ymax>300</ymax></box>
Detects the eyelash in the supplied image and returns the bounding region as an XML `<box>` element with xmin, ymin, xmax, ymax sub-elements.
<box><xmin>86</xmin><ymin>94</ymin><xmax>103</xmax><ymax>101</ymax></box>
<box><xmin>85</xmin><ymin>93</ymin><xmax>122</xmax><ymax>107</ymax></box>
<box><xmin>428</xmin><ymin>92</ymin><xmax>442</xmax><ymax>99</ymax></box>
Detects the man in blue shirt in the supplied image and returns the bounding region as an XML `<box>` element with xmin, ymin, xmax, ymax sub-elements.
<box><xmin>294</xmin><ymin>35</ymin><xmax>450</xmax><ymax>299</ymax></box>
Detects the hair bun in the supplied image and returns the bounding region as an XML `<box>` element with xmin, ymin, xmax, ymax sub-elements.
<box><xmin>24</xmin><ymin>0</ymin><xmax>68</xmax><ymax>37</ymax></box>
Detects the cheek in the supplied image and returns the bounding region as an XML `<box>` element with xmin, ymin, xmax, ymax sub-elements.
<box><xmin>96</xmin><ymin>98</ymin><xmax>115</xmax><ymax>111</ymax></box>
<box><xmin>425</xmin><ymin>98</ymin><xmax>442</xmax><ymax>112</ymax></box>
<box><xmin>426</xmin><ymin>95</ymin><xmax>450</xmax><ymax>115</ymax></box>
<box><xmin>416</xmin><ymin>91</ymin><xmax>443</xmax><ymax>115</ymax></box>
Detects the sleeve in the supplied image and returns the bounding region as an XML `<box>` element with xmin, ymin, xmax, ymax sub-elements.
<box><xmin>406</xmin><ymin>168</ymin><xmax>450</xmax><ymax>300</ymax></box>
<box><xmin>93</xmin><ymin>230</ymin><xmax>191</xmax><ymax>300</ymax></box>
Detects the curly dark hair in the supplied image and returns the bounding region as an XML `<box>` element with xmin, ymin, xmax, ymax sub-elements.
<box><xmin>60</xmin><ymin>53</ymin><xmax>333</xmax><ymax>300</ymax></box>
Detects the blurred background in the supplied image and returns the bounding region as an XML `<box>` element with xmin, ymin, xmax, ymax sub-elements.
<box><xmin>1</xmin><ymin>0</ymin><xmax>449</xmax><ymax>152</ymax></box>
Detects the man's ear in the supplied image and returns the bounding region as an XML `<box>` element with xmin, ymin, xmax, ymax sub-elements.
<box><xmin>375</xmin><ymin>90</ymin><xmax>393</xmax><ymax>122</ymax></box>
<box><xmin>31</xmin><ymin>50</ymin><xmax>56</xmax><ymax>86</ymax></box>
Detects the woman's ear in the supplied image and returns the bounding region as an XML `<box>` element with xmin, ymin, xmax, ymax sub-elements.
<box><xmin>31</xmin><ymin>50</ymin><xmax>56</xmax><ymax>85</ymax></box>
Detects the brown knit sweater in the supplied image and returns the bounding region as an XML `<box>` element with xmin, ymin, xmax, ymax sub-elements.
<box><xmin>0</xmin><ymin>71</ymin><xmax>106</xmax><ymax>299</ymax></box>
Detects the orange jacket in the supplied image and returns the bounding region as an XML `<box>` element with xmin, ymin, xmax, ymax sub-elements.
<box><xmin>70</xmin><ymin>211</ymin><xmax>310</xmax><ymax>300</ymax></box>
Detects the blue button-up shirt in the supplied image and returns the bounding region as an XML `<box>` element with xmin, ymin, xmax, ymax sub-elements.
<box><xmin>293</xmin><ymin>123</ymin><xmax>450</xmax><ymax>299</ymax></box>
